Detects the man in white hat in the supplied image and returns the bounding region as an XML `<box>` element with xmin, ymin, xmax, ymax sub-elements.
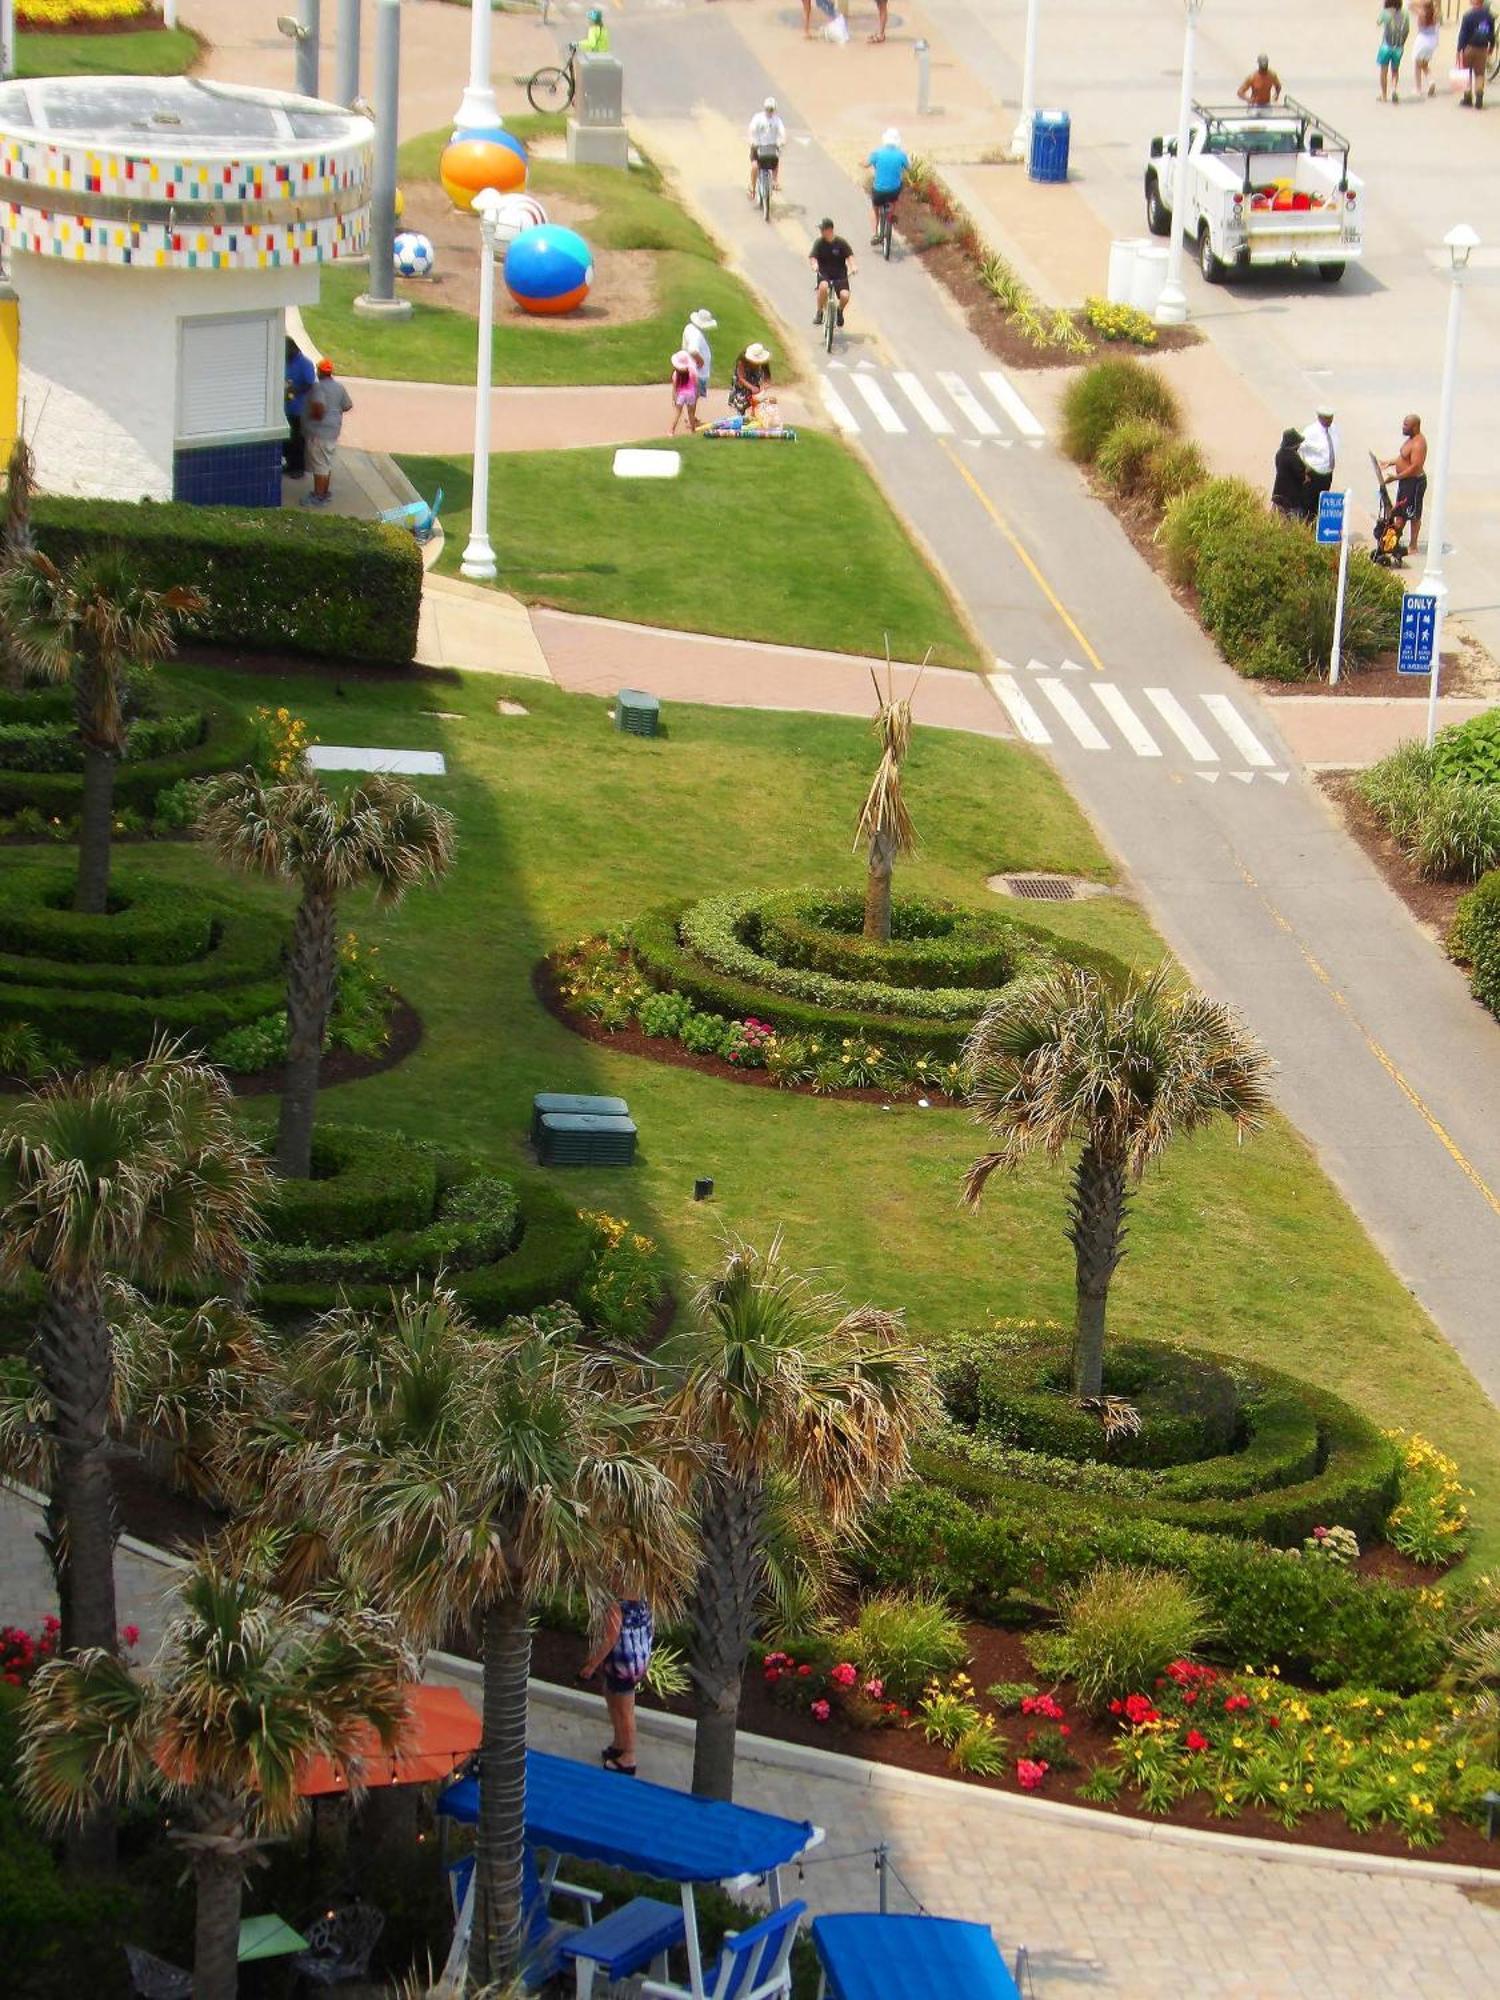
<box><xmin>747</xmin><ymin>96</ymin><xmax>787</xmax><ymax>201</ymax></box>
<box><xmin>681</xmin><ymin>308</ymin><xmax>716</xmax><ymax>406</ymax></box>
<box><xmin>1298</xmin><ymin>406</ymin><xmax>1339</xmax><ymax>507</ymax></box>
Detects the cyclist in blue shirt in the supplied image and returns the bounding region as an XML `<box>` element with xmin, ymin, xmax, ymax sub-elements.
<box><xmin>866</xmin><ymin>127</ymin><xmax>910</xmax><ymax>243</ymax></box>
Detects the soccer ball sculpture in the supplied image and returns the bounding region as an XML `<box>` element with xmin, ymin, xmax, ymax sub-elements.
<box><xmin>393</xmin><ymin>231</ymin><xmax>436</xmax><ymax>279</ymax></box>
<box><xmin>439</xmin><ymin>132</ymin><xmax>528</xmax><ymax>209</ymax></box>
<box><xmin>504</xmin><ymin>224</ymin><xmax>594</xmax><ymax>316</ymax></box>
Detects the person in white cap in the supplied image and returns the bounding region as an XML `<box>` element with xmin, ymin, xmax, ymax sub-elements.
<box><xmin>747</xmin><ymin>97</ymin><xmax>787</xmax><ymax>200</ymax></box>
<box><xmin>1298</xmin><ymin>406</ymin><xmax>1339</xmax><ymax>506</ymax></box>
<box><xmin>681</xmin><ymin>308</ymin><xmax>716</xmax><ymax>405</ymax></box>
<box><xmin>670</xmin><ymin>348</ymin><xmax>701</xmax><ymax>434</ymax></box>
<box><xmin>865</xmin><ymin>126</ymin><xmax>911</xmax><ymax>242</ymax></box>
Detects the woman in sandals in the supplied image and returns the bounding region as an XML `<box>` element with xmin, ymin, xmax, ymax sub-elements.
<box><xmin>579</xmin><ymin>1594</ymin><xmax>654</xmax><ymax>1775</ymax></box>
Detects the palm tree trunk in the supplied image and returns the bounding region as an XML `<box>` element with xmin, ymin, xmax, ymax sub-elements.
<box><xmin>470</xmin><ymin>1591</ymin><xmax>533</xmax><ymax>1990</ymax></box>
<box><xmin>688</xmin><ymin>1475</ymin><xmax>766</xmax><ymax>1801</ymax></box>
<box><xmin>33</xmin><ymin>1276</ymin><xmax>118</xmax><ymax>1655</ymax></box>
<box><xmin>1067</xmin><ymin>1142</ymin><xmax>1128</xmax><ymax>1399</ymax></box>
<box><xmin>191</xmin><ymin>1846</ymin><xmax>245</xmax><ymax>2000</ymax></box>
<box><xmin>863</xmin><ymin>831</ymin><xmax>896</xmax><ymax>943</ymax></box>
<box><xmin>74</xmin><ymin>745</ymin><xmax>117</xmax><ymax>916</ymax></box>
<box><xmin>275</xmin><ymin>887</ymin><xmax>338</xmax><ymax>1180</ymax></box>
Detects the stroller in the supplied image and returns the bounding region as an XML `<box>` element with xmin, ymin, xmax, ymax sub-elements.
<box><xmin>1370</xmin><ymin>452</ymin><xmax>1411</xmax><ymax>567</ymax></box>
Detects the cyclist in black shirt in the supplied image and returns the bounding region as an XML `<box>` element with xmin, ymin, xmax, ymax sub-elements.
<box><xmin>809</xmin><ymin>217</ymin><xmax>856</xmax><ymax>327</ymax></box>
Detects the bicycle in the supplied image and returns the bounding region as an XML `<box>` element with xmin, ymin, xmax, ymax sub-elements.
<box><xmin>526</xmin><ymin>42</ymin><xmax>577</xmax><ymax>112</ymax></box>
<box><xmin>754</xmin><ymin>147</ymin><xmax>780</xmax><ymax>224</ymax></box>
<box><xmin>821</xmin><ymin>283</ymin><xmax>839</xmax><ymax>353</ymax></box>
<box><xmin>875</xmin><ymin>195</ymin><xmax>897</xmax><ymax>261</ymax></box>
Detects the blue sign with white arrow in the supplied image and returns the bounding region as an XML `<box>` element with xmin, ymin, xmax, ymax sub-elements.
<box><xmin>1315</xmin><ymin>490</ymin><xmax>1346</xmax><ymax>546</ymax></box>
<box><xmin>1398</xmin><ymin>593</ymin><xmax>1438</xmax><ymax>675</ymax></box>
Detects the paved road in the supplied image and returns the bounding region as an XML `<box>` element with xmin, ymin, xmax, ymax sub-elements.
<box><xmin>586</xmin><ymin>6</ymin><xmax>1500</xmax><ymax>1404</ymax></box>
<box><xmin>4</xmin><ymin>1484</ymin><xmax>1496</xmax><ymax>2000</ymax></box>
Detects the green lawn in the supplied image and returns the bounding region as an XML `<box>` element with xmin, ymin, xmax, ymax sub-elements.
<box><xmin>158</xmin><ymin>659</ymin><xmax>1500</xmax><ymax>1571</ymax></box>
<box><xmin>16</xmin><ymin>25</ymin><xmax>198</xmax><ymax>75</ymax></box>
<box><xmin>400</xmin><ymin>435</ymin><xmax>982</xmax><ymax>669</ymax></box>
<box><xmin>304</xmin><ymin>128</ymin><xmax>775</xmax><ymax>389</ymax></box>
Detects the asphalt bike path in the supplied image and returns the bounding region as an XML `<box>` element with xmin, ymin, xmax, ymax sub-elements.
<box><xmin>603</xmin><ymin>9</ymin><xmax>1500</xmax><ymax>1400</ymax></box>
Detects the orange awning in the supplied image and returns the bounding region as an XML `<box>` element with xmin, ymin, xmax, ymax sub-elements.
<box><xmin>296</xmin><ymin>1683</ymin><xmax>482</xmax><ymax>1797</ymax></box>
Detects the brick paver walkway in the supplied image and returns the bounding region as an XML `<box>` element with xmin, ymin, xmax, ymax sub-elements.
<box><xmin>4</xmin><ymin>1485</ymin><xmax>1496</xmax><ymax>1999</ymax></box>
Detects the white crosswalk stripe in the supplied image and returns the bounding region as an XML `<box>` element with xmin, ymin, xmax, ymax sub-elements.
<box><xmin>892</xmin><ymin>372</ymin><xmax>954</xmax><ymax>434</ymax></box>
<box><xmin>817</xmin><ymin>378</ymin><xmax>860</xmax><ymax>434</ymax></box>
<box><xmin>987</xmin><ymin>669</ymin><xmax>1051</xmax><ymax>744</ymax></box>
<box><xmin>1144</xmin><ymin>688</ymin><xmax>1220</xmax><ymax>762</ymax></box>
<box><xmin>1201</xmin><ymin>693</ymin><xmax>1275</xmax><ymax>768</ymax></box>
<box><xmin>1036</xmin><ymin>678</ymin><xmax>1110</xmax><ymax>751</ymax></box>
<box><xmin>848</xmin><ymin>373</ymin><xmax>908</xmax><ymax>434</ymax></box>
<box><xmin>1093</xmin><ymin>682</ymin><xmax>1162</xmax><ymax>757</ymax></box>
<box><xmin>980</xmin><ymin>370</ymin><xmax>1045</xmax><ymax>440</ymax></box>
<box><xmin>936</xmin><ymin>371</ymin><xmax>1001</xmax><ymax>437</ymax></box>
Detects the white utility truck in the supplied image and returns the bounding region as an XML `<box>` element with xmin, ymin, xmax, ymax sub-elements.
<box><xmin>1143</xmin><ymin>98</ymin><xmax>1362</xmax><ymax>285</ymax></box>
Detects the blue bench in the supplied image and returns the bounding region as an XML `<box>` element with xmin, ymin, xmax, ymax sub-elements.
<box><xmin>531</xmin><ymin>1092</ymin><xmax>631</xmax><ymax>1145</ymax></box>
<box><xmin>561</xmin><ymin>1895</ymin><xmax>686</xmax><ymax>1998</ymax></box>
<box><xmin>537</xmin><ymin>1112</ymin><xmax>638</xmax><ymax>1168</ymax></box>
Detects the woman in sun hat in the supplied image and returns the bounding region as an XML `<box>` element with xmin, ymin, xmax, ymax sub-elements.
<box><xmin>670</xmin><ymin>347</ymin><xmax>701</xmax><ymax>434</ymax></box>
<box><xmin>681</xmin><ymin>307</ymin><xmax>716</xmax><ymax>404</ymax></box>
<box><xmin>729</xmin><ymin>339</ymin><xmax>773</xmax><ymax>415</ymax></box>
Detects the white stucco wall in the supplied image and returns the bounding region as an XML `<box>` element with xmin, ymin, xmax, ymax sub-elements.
<box><xmin>15</xmin><ymin>259</ymin><xmax>320</xmax><ymax>501</ymax></box>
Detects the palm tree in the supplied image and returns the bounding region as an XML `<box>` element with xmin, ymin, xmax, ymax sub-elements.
<box><xmin>963</xmin><ymin>964</ymin><xmax>1274</xmax><ymax>1400</ymax></box>
<box><xmin>0</xmin><ymin>1043</ymin><xmax>268</xmax><ymax>1654</ymax></box>
<box><xmin>197</xmin><ymin>768</ymin><xmax>455</xmax><ymax>1179</ymax></box>
<box><xmin>852</xmin><ymin>649</ymin><xmax>927</xmax><ymax>943</ymax></box>
<box><xmin>0</xmin><ymin>550</ymin><xmax>201</xmax><ymax>913</ymax></box>
<box><xmin>657</xmin><ymin>1236</ymin><xmax>932</xmax><ymax>1802</ymax></box>
<box><xmin>17</xmin><ymin>1550</ymin><xmax>412</xmax><ymax>2000</ymax></box>
<box><xmin>240</xmin><ymin>1287</ymin><xmax>694</xmax><ymax>1990</ymax></box>
<box><xmin>1</xmin><ymin>434</ymin><xmax>37</xmax><ymax>690</ymax></box>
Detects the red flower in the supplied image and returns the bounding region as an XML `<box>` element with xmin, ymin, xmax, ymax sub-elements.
<box><xmin>1184</xmin><ymin>1730</ymin><xmax>1209</xmax><ymax>1752</ymax></box>
<box><xmin>1059</xmin><ymin>1724</ymin><xmax>1071</xmax><ymax>1737</ymax></box>
<box><xmin>1021</xmin><ymin>1693</ymin><xmax>1065</xmax><ymax>1721</ymax></box>
<box><xmin>1121</xmin><ymin>1693</ymin><xmax>1159</xmax><ymax>1727</ymax></box>
<box><xmin>1267</xmin><ymin>1716</ymin><xmax>1281</xmax><ymax>1730</ymax></box>
<box><xmin>1015</xmin><ymin>1757</ymin><xmax>1050</xmax><ymax>1792</ymax></box>
<box><xmin>797</xmin><ymin>1665</ymin><xmax>813</xmax><ymax>1679</ymax></box>
<box><xmin>829</xmin><ymin>1662</ymin><xmax>858</xmax><ymax>1690</ymax></box>
<box><xmin>1223</xmin><ymin>1693</ymin><xmax>1252</xmax><ymax>1714</ymax></box>
<box><xmin>810</xmin><ymin>1699</ymin><xmax>831</xmax><ymax>1722</ymax></box>
<box><xmin>764</xmin><ymin>1668</ymin><xmax>782</xmax><ymax>1684</ymax></box>
<box><xmin>121</xmin><ymin>1625</ymin><xmax>140</xmax><ymax>1648</ymax></box>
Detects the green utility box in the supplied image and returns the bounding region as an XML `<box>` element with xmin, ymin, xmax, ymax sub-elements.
<box><xmin>616</xmin><ymin>689</ymin><xmax>660</xmax><ymax>738</ymax></box>
<box><xmin>537</xmin><ymin>1113</ymin><xmax>639</xmax><ymax>1168</ymax></box>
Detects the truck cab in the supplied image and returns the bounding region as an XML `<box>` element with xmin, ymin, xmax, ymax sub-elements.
<box><xmin>1143</xmin><ymin>98</ymin><xmax>1363</xmax><ymax>285</ymax></box>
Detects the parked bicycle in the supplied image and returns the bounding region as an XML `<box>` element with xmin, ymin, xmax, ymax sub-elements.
<box><xmin>526</xmin><ymin>42</ymin><xmax>578</xmax><ymax>112</ymax></box>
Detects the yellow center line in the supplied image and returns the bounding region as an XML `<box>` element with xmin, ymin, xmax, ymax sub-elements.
<box><xmin>1238</xmin><ymin>860</ymin><xmax>1500</xmax><ymax>1219</ymax></box>
<box><xmin>940</xmin><ymin>438</ymin><xmax>1104</xmax><ymax>671</ymax></box>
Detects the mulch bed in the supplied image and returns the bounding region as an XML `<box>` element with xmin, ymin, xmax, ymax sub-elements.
<box><xmin>894</xmin><ymin>183</ymin><xmax>1199</xmax><ymax>374</ymax></box>
<box><xmin>533</xmin><ymin>956</ymin><xmax>964</xmax><ymax>1109</ymax></box>
<box><xmin>529</xmin><ymin>1621</ymin><xmax>1500</xmax><ymax>1871</ymax></box>
<box><xmin>1318</xmin><ymin>775</ymin><xmax>1469</xmax><ymax>938</ymax></box>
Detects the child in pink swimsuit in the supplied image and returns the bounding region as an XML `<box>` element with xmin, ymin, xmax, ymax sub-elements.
<box><xmin>670</xmin><ymin>349</ymin><xmax>700</xmax><ymax>434</ymax></box>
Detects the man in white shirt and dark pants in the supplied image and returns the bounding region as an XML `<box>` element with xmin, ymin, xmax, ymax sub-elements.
<box><xmin>1298</xmin><ymin>407</ymin><xmax>1339</xmax><ymax>509</ymax></box>
<box><xmin>747</xmin><ymin>97</ymin><xmax>787</xmax><ymax>200</ymax></box>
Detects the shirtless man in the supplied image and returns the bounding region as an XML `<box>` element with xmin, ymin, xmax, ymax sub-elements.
<box><xmin>1411</xmin><ymin>0</ymin><xmax>1440</xmax><ymax>95</ymax></box>
<box><xmin>1382</xmin><ymin>413</ymin><xmax>1428</xmax><ymax>554</ymax></box>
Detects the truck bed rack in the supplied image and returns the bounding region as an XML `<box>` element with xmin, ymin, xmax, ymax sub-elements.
<box><xmin>1191</xmin><ymin>96</ymin><xmax>1351</xmax><ymax>189</ymax></box>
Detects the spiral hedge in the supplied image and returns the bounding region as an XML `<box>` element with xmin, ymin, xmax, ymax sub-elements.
<box><xmin>920</xmin><ymin>1330</ymin><xmax>1401</xmax><ymax>1547</ymax></box>
<box><xmin>0</xmin><ymin>858</ymin><xmax>288</xmax><ymax>1060</ymax></box>
<box><xmin>629</xmin><ymin>889</ymin><xmax>1125</xmax><ymax>1058</ymax></box>
<box><xmin>249</xmin><ymin>1126</ymin><xmax>593</xmax><ymax>1325</ymax></box>
<box><xmin>0</xmin><ymin>688</ymin><xmax>259</xmax><ymax>819</ymax></box>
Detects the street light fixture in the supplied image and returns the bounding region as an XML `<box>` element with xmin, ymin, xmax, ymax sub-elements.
<box><xmin>1155</xmin><ymin>0</ymin><xmax>1205</xmax><ymax>328</ymax></box>
<box><xmin>1419</xmin><ymin>221</ymin><xmax>1479</xmax><ymax>747</ymax></box>
<box><xmin>453</xmin><ymin>0</ymin><xmax>501</xmax><ymax>136</ymax></box>
<box><xmin>1009</xmin><ymin>0</ymin><xmax>1040</xmax><ymax>162</ymax></box>
<box><xmin>277</xmin><ymin>0</ymin><xmax>321</xmax><ymax>100</ymax></box>
<box><xmin>460</xmin><ymin>188</ymin><xmax>503</xmax><ymax>584</ymax></box>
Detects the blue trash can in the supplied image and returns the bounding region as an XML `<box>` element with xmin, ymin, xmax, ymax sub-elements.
<box><xmin>1028</xmin><ymin>110</ymin><xmax>1071</xmax><ymax>185</ymax></box>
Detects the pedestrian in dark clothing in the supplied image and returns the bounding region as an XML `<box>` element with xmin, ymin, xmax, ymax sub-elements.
<box><xmin>1272</xmin><ymin>428</ymin><xmax>1310</xmax><ymax>517</ymax></box>
<box><xmin>1456</xmin><ymin>0</ymin><xmax>1495</xmax><ymax>103</ymax></box>
<box><xmin>284</xmin><ymin>335</ymin><xmax>316</xmax><ymax>478</ymax></box>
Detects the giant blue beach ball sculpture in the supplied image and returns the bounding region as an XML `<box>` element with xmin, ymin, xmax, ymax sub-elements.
<box><xmin>503</xmin><ymin>223</ymin><xmax>594</xmax><ymax>316</ymax></box>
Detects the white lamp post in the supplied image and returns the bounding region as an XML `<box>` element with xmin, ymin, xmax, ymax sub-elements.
<box><xmin>1419</xmin><ymin>221</ymin><xmax>1479</xmax><ymax>748</ymax></box>
<box><xmin>1009</xmin><ymin>0</ymin><xmax>1040</xmax><ymax>162</ymax></box>
<box><xmin>460</xmin><ymin>189</ymin><xmax>502</xmax><ymax>583</ymax></box>
<box><xmin>1155</xmin><ymin>0</ymin><xmax>1205</xmax><ymax>328</ymax></box>
<box><xmin>453</xmin><ymin>0</ymin><xmax>501</xmax><ymax>135</ymax></box>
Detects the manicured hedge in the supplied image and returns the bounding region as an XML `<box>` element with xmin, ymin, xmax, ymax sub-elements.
<box><xmin>33</xmin><ymin>497</ymin><xmax>422</xmax><ymax>668</ymax></box>
<box><xmin>1450</xmin><ymin>867</ymin><xmax>1500</xmax><ymax>1020</ymax></box>
<box><xmin>756</xmin><ymin>889</ymin><xmax>1038</xmax><ymax>992</ymax></box>
<box><xmin>0</xmin><ymin>862</ymin><xmax>221</xmax><ymax>965</ymax></box>
<box><xmin>0</xmin><ymin>696</ymin><xmax>259</xmax><ymax>818</ymax></box>
<box><xmin>630</xmin><ymin>902</ymin><xmax>1128</xmax><ymax>1061</ymax></box>
<box><xmin>264</xmin><ymin>1123</ymin><xmax>440</xmax><ymax>1247</ymax></box>
<box><xmin>259</xmin><ymin>1175</ymin><xmax>521</xmax><ymax>1284</ymax></box>
<box><xmin>863</xmin><ymin>1482</ymin><xmax>1448</xmax><ymax>1692</ymax></box>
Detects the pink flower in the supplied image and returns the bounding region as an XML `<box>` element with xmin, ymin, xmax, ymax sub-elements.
<box><xmin>1015</xmin><ymin>1758</ymin><xmax>1049</xmax><ymax>1792</ymax></box>
<box><xmin>829</xmin><ymin>1662</ymin><xmax>858</xmax><ymax>1689</ymax></box>
<box><xmin>862</xmin><ymin>1678</ymin><xmax>885</xmax><ymax>1700</ymax></box>
<box><xmin>810</xmin><ymin>1699</ymin><xmax>831</xmax><ymax>1722</ymax></box>
<box><xmin>1021</xmin><ymin>1693</ymin><xmax>1065</xmax><ymax>1721</ymax></box>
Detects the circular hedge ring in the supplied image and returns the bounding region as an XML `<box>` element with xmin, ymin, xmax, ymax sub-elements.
<box><xmin>756</xmin><ymin>888</ymin><xmax>1035</xmax><ymax>992</ymax></box>
<box><xmin>0</xmin><ymin>860</ymin><xmax>222</xmax><ymax>965</ymax></box>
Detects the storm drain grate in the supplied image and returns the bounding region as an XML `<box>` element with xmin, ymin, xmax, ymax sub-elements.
<box><xmin>1003</xmin><ymin>875</ymin><xmax>1078</xmax><ymax>902</ymax></box>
